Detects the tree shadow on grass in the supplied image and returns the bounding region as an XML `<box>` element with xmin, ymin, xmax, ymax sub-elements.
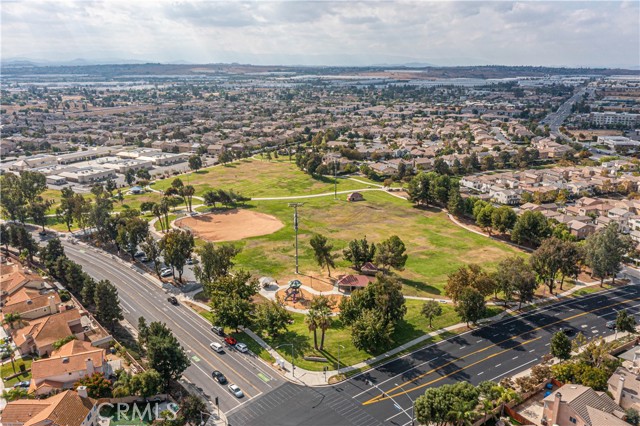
<box><xmin>194</xmin><ymin>170</ymin><xmax>209</xmax><ymax>175</ymax></box>
<box><xmin>401</xmin><ymin>277</ymin><xmax>442</xmax><ymax>296</ymax></box>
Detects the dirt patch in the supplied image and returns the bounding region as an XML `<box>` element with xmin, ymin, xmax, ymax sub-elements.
<box><xmin>276</xmin><ymin>288</ymin><xmax>344</xmax><ymax>313</ymax></box>
<box><xmin>176</xmin><ymin>209</ymin><xmax>284</xmax><ymax>242</ymax></box>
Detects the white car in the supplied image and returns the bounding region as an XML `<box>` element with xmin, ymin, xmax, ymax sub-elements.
<box><xmin>160</xmin><ymin>268</ymin><xmax>173</xmax><ymax>277</ymax></box>
<box><xmin>228</xmin><ymin>384</ymin><xmax>244</xmax><ymax>398</ymax></box>
<box><xmin>235</xmin><ymin>342</ymin><xmax>248</xmax><ymax>353</ymax></box>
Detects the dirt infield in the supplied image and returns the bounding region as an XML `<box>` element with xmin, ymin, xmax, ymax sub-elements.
<box><xmin>176</xmin><ymin>209</ymin><xmax>284</xmax><ymax>242</ymax></box>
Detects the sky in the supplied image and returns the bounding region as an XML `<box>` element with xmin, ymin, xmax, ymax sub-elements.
<box><xmin>2</xmin><ymin>0</ymin><xmax>639</xmax><ymax>68</ymax></box>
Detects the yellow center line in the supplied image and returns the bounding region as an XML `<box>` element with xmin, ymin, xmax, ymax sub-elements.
<box><xmin>363</xmin><ymin>336</ymin><xmax>542</xmax><ymax>405</ymax></box>
<box><xmin>363</xmin><ymin>295</ymin><xmax>640</xmax><ymax>406</ymax></box>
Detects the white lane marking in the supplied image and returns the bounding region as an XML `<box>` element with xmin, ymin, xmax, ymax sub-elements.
<box><xmin>477</xmin><ymin>371</ymin><xmax>484</xmax><ymax>376</ymax></box>
<box><xmin>512</xmin><ymin>356</ymin><xmax>519</xmax><ymax>360</ymax></box>
<box><xmin>489</xmin><ymin>358</ymin><xmax>538</xmax><ymax>382</ymax></box>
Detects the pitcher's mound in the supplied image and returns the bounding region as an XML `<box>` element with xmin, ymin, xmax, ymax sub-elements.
<box><xmin>176</xmin><ymin>209</ymin><xmax>284</xmax><ymax>242</ymax></box>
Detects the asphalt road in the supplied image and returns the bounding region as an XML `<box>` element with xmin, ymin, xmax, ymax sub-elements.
<box><xmin>229</xmin><ymin>284</ymin><xmax>640</xmax><ymax>426</ymax></box>
<box><xmin>60</xmin><ymin>239</ymin><xmax>283</xmax><ymax>413</ymax></box>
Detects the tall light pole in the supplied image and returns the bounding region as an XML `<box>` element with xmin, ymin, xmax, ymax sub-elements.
<box><xmin>334</xmin><ymin>159</ymin><xmax>338</xmax><ymax>200</ymax></box>
<box><xmin>337</xmin><ymin>344</ymin><xmax>345</xmax><ymax>375</ymax></box>
<box><xmin>396</xmin><ymin>382</ymin><xmax>416</xmax><ymax>426</ymax></box>
<box><xmin>288</xmin><ymin>203</ymin><xmax>304</xmax><ymax>274</ymax></box>
<box><xmin>276</xmin><ymin>343</ymin><xmax>295</xmax><ymax>377</ymax></box>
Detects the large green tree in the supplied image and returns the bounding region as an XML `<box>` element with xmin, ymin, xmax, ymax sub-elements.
<box><xmin>195</xmin><ymin>242</ymin><xmax>241</xmax><ymax>296</ymax></box>
<box><xmin>94</xmin><ymin>280</ymin><xmax>124</xmax><ymax>331</ymax></box>
<box><xmin>455</xmin><ymin>287</ymin><xmax>486</xmax><ymax>326</ymax></box>
<box><xmin>160</xmin><ymin>229</ymin><xmax>195</xmax><ymax>281</ymax></box>
<box><xmin>145</xmin><ymin>322</ymin><xmax>190</xmax><ymax>389</ymax></box>
<box><xmin>511</xmin><ymin>210</ymin><xmax>550</xmax><ymax>246</ymax></box>
<box><xmin>351</xmin><ymin>310</ymin><xmax>394</xmax><ymax>352</ymax></box>
<box><xmin>415</xmin><ymin>382</ymin><xmax>480</xmax><ymax>426</ymax></box>
<box><xmin>550</xmin><ymin>331</ymin><xmax>572</xmax><ymax>360</ymax></box>
<box><xmin>496</xmin><ymin>256</ymin><xmax>537</xmax><ymax>308</ymax></box>
<box><xmin>309</xmin><ymin>234</ymin><xmax>337</xmax><ymax>277</ymax></box>
<box><xmin>374</xmin><ymin>235</ymin><xmax>408</xmax><ymax>272</ymax></box>
<box><xmin>406</xmin><ymin>172</ymin><xmax>434</xmax><ymax>206</ymax></box>
<box><xmin>255</xmin><ymin>300</ymin><xmax>292</xmax><ymax>338</ymax></box>
<box><xmin>584</xmin><ymin>223</ymin><xmax>634</xmax><ymax>286</ymax></box>
<box><xmin>343</xmin><ymin>237</ymin><xmax>376</xmax><ymax>272</ymax></box>
<box><xmin>530</xmin><ymin>237</ymin><xmax>566</xmax><ymax>295</ymax></box>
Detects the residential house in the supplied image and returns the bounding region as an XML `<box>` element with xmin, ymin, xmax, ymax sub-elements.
<box><xmin>29</xmin><ymin>340</ymin><xmax>107</xmax><ymax>396</ymax></box>
<box><xmin>2</xmin><ymin>290</ymin><xmax>61</xmax><ymax>320</ymax></box>
<box><xmin>0</xmin><ymin>264</ymin><xmax>47</xmax><ymax>303</ymax></box>
<box><xmin>9</xmin><ymin>309</ymin><xmax>87</xmax><ymax>357</ymax></box>
<box><xmin>1</xmin><ymin>389</ymin><xmax>98</xmax><ymax>426</ymax></box>
<box><xmin>542</xmin><ymin>384</ymin><xmax>627</xmax><ymax>426</ymax></box>
<box><xmin>608</xmin><ymin>366</ymin><xmax>640</xmax><ymax>412</ymax></box>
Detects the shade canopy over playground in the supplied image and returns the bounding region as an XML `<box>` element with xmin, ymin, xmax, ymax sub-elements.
<box><xmin>287</xmin><ymin>279</ymin><xmax>302</xmax><ymax>289</ymax></box>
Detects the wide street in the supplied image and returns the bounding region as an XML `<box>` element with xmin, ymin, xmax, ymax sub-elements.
<box><xmin>60</xmin><ymin>239</ymin><xmax>283</xmax><ymax>414</ymax></box>
<box><xmin>228</xmin><ymin>284</ymin><xmax>640</xmax><ymax>426</ymax></box>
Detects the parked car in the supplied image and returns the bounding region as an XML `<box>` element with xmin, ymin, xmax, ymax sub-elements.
<box><xmin>186</xmin><ymin>258</ymin><xmax>194</xmax><ymax>265</ymax></box>
<box><xmin>160</xmin><ymin>269</ymin><xmax>173</xmax><ymax>277</ymax></box>
<box><xmin>212</xmin><ymin>370</ymin><xmax>227</xmax><ymax>384</ymax></box>
<box><xmin>167</xmin><ymin>296</ymin><xmax>178</xmax><ymax>305</ymax></box>
<box><xmin>607</xmin><ymin>320</ymin><xmax>617</xmax><ymax>329</ymax></box>
<box><xmin>235</xmin><ymin>342</ymin><xmax>248</xmax><ymax>353</ymax></box>
<box><xmin>210</xmin><ymin>342</ymin><xmax>224</xmax><ymax>353</ymax></box>
<box><xmin>212</xmin><ymin>326</ymin><xmax>225</xmax><ymax>336</ymax></box>
<box><xmin>228</xmin><ymin>384</ymin><xmax>244</xmax><ymax>398</ymax></box>
<box><xmin>224</xmin><ymin>336</ymin><xmax>238</xmax><ymax>346</ymax></box>
<box><xmin>15</xmin><ymin>381</ymin><xmax>30</xmax><ymax>388</ymax></box>
<box><xmin>139</xmin><ymin>255</ymin><xmax>149</xmax><ymax>262</ymax></box>
<box><xmin>134</xmin><ymin>251</ymin><xmax>145</xmax><ymax>258</ymax></box>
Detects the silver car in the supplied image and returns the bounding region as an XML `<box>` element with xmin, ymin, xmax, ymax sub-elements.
<box><xmin>228</xmin><ymin>384</ymin><xmax>244</xmax><ymax>398</ymax></box>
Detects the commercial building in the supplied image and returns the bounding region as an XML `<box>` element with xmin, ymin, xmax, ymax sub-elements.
<box><xmin>591</xmin><ymin>112</ymin><xmax>640</xmax><ymax>127</ymax></box>
<box><xmin>58</xmin><ymin>166</ymin><xmax>116</xmax><ymax>184</ymax></box>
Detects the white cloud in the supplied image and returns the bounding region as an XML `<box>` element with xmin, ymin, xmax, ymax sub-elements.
<box><xmin>1</xmin><ymin>0</ymin><xmax>638</xmax><ymax>67</ymax></box>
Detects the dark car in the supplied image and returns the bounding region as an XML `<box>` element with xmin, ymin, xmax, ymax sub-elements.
<box><xmin>212</xmin><ymin>326</ymin><xmax>225</xmax><ymax>337</ymax></box>
<box><xmin>212</xmin><ymin>370</ymin><xmax>227</xmax><ymax>384</ymax></box>
<box><xmin>559</xmin><ymin>327</ymin><xmax>574</xmax><ymax>336</ymax></box>
<box><xmin>607</xmin><ymin>320</ymin><xmax>617</xmax><ymax>329</ymax></box>
<box><xmin>167</xmin><ymin>296</ymin><xmax>178</xmax><ymax>305</ymax></box>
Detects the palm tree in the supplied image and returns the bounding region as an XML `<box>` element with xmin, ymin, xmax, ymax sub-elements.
<box><xmin>497</xmin><ymin>387</ymin><xmax>519</xmax><ymax>418</ymax></box>
<box><xmin>447</xmin><ymin>401</ymin><xmax>475</xmax><ymax>426</ymax></box>
<box><xmin>317</xmin><ymin>305</ymin><xmax>332</xmax><ymax>351</ymax></box>
<box><xmin>3</xmin><ymin>313</ymin><xmax>22</xmax><ymax>330</ymax></box>
<box><xmin>6</xmin><ymin>345</ymin><xmax>17</xmax><ymax>374</ymax></box>
<box><xmin>305</xmin><ymin>309</ymin><xmax>319</xmax><ymax>350</ymax></box>
<box><xmin>181</xmin><ymin>185</ymin><xmax>195</xmax><ymax>212</ymax></box>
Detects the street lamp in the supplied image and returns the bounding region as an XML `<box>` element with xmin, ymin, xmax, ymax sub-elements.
<box><xmin>396</xmin><ymin>383</ymin><xmax>416</xmax><ymax>426</ymax></box>
<box><xmin>288</xmin><ymin>203</ymin><xmax>304</xmax><ymax>274</ymax></box>
<box><xmin>276</xmin><ymin>343</ymin><xmax>295</xmax><ymax>377</ymax></box>
<box><xmin>337</xmin><ymin>344</ymin><xmax>345</xmax><ymax>375</ymax></box>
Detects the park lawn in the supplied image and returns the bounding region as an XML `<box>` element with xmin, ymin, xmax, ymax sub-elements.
<box><xmin>150</xmin><ymin>158</ymin><xmax>366</xmax><ymax>198</ymax></box>
<box><xmin>1</xmin><ymin>357</ymin><xmax>33</xmax><ymax>386</ymax></box>
<box><xmin>42</xmin><ymin>188</ymin><xmax>63</xmax><ymax>215</ymax></box>
<box><xmin>233</xmin><ymin>191</ymin><xmax>524</xmax><ymax>297</ymax></box>
<box><xmin>113</xmin><ymin>191</ymin><xmax>164</xmax><ymax>213</ymax></box>
<box><xmin>249</xmin><ymin>299</ymin><xmax>504</xmax><ymax>371</ymax></box>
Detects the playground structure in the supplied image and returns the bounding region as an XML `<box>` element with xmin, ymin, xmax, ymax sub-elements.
<box><xmin>284</xmin><ymin>279</ymin><xmax>304</xmax><ymax>302</ymax></box>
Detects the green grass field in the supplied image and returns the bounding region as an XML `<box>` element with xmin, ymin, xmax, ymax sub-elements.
<box><xmin>0</xmin><ymin>358</ymin><xmax>33</xmax><ymax>386</ymax></box>
<box><xmin>150</xmin><ymin>158</ymin><xmax>371</xmax><ymax>198</ymax></box>
<box><xmin>231</xmin><ymin>190</ymin><xmax>523</xmax><ymax>297</ymax></box>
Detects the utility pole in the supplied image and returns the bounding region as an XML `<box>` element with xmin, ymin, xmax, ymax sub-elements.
<box><xmin>288</xmin><ymin>203</ymin><xmax>305</xmax><ymax>274</ymax></box>
<box><xmin>334</xmin><ymin>159</ymin><xmax>338</xmax><ymax>200</ymax></box>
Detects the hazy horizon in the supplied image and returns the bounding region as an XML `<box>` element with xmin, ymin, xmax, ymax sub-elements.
<box><xmin>2</xmin><ymin>1</ymin><xmax>639</xmax><ymax>69</ymax></box>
